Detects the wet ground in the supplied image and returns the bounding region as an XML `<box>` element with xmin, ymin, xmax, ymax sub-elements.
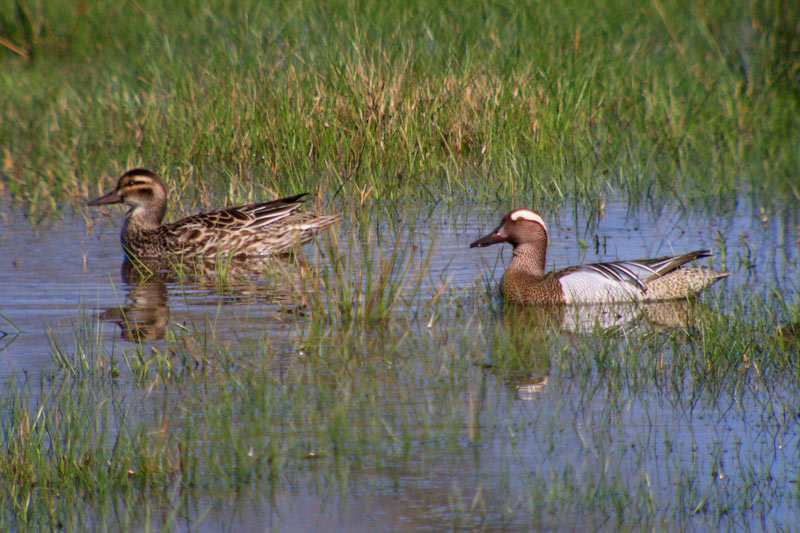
<box><xmin>1</xmin><ymin>196</ymin><xmax>798</xmax><ymax>529</ymax></box>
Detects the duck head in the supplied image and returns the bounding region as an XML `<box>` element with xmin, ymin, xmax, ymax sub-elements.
<box><xmin>469</xmin><ymin>208</ymin><xmax>548</xmax><ymax>249</ymax></box>
<box><xmin>88</xmin><ymin>168</ymin><xmax>167</xmax><ymax>226</ymax></box>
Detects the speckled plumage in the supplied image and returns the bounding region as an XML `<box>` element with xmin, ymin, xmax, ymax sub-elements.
<box><xmin>88</xmin><ymin>168</ymin><xmax>338</xmax><ymax>259</ymax></box>
<box><xmin>470</xmin><ymin>209</ymin><xmax>729</xmax><ymax>304</ymax></box>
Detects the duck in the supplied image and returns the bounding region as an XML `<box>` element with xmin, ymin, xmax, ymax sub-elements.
<box><xmin>88</xmin><ymin>168</ymin><xmax>338</xmax><ymax>259</ymax></box>
<box><xmin>470</xmin><ymin>208</ymin><xmax>729</xmax><ymax>304</ymax></box>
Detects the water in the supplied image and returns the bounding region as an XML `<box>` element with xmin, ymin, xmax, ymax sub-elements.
<box><xmin>0</xmin><ymin>196</ymin><xmax>798</xmax><ymax>529</ymax></box>
<box><xmin>2</xmin><ymin>198</ymin><xmax>796</xmax><ymax>371</ymax></box>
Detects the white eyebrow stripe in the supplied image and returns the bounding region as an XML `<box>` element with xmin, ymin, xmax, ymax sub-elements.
<box><xmin>510</xmin><ymin>209</ymin><xmax>547</xmax><ymax>231</ymax></box>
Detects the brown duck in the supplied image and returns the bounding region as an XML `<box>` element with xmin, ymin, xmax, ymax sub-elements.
<box><xmin>88</xmin><ymin>168</ymin><xmax>338</xmax><ymax>259</ymax></box>
<box><xmin>470</xmin><ymin>208</ymin><xmax>729</xmax><ymax>304</ymax></box>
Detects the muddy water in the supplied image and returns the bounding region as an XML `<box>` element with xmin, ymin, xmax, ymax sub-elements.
<box><xmin>0</xmin><ymin>196</ymin><xmax>798</xmax><ymax>529</ymax></box>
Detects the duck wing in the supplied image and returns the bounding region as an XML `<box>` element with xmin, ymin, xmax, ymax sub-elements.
<box><xmin>563</xmin><ymin>249</ymin><xmax>712</xmax><ymax>288</ymax></box>
<box><xmin>159</xmin><ymin>193</ymin><xmax>311</xmax><ymax>256</ymax></box>
<box><xmin>170</xmin><ymin>193</ymin><xmax>309</xmax><ymax>233</ymax></box>
<box><xmin>555</xmin><ymin>250</ymin><xmax>712</xmax><ymax>303</ymax></box>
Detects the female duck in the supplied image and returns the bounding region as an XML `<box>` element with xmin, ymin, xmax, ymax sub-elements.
<box><xmin>88</xmin><ymin>168</ymin><xmax>337</xmax><ymax>259</ymax></box>
<box><xmin>470</xmin><ymin>208</ymin><xmax>729</xmax><ymax>304</ymax></box>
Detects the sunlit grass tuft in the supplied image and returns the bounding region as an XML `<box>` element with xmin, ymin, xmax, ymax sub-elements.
<box><xmin>302</xmin><ymin>220</ymin><xmax>435</xmax><ymax>326</ymax></box>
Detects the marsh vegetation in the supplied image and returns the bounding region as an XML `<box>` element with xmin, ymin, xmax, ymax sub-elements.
<box><xmin>1</xmin><ymin>0</ymin><xmax>799</xmax><ymax>529</ymax></box>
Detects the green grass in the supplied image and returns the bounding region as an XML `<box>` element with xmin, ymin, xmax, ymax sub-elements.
<box><xmin>1</xmin><ymin>0</ymin><xmax>799</xmax><ymax>216</ymax></box>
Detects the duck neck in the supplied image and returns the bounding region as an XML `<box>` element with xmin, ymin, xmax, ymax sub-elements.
<box><xmin>123</xmin><ymin>203</ymin><xmax>165</xmax><ymax>236</ymax></box>
<box><xmin>510</xmin><ymin>243</ymin><xmax>546</xmax><ymax>277</ymax></box>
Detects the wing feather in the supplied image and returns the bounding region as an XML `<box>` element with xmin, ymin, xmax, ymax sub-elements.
<box><xmin>556</xmin><ymin>250</ymin><xmax>712</xmax><ymax>303</ymax></box>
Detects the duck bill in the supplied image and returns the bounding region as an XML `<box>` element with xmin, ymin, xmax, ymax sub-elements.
<box><xmin>87</xmin><ymin>189</ymin><xmax>122</xmax><ymax>206</ymax></box>
<box><xmin>469</xmin><ymin>229</ymin><xmax>507</xmax><ymax>248</ymax></box>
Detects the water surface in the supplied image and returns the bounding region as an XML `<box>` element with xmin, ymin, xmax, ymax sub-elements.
<box><xmin>0</xmin><ymin>195</ymin><xmax>798</xmax><ymax>530</ymax></box>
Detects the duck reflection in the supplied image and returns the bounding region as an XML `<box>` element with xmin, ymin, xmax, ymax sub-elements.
<box><xmin>502</xmin><ymin>298</ymin><xmax>707</xmax><ymax>339</ymax></box>
<box><xmin>98</xmin><ymin>259</ymin><xmax>169</xmax><ymax>342</ymax></box>
<box><xmin>100</xmin><ymin>256</ymin><xmax>308</xmax><ymax>342</ymax></box>
<box><xmin>495</xmin><ymin>299</ymin><xmax>713</xmax><ymax>400</ymax></box>
<box><xmin>542</xmin><ymin>299</ymin><xmax>699</xmax><ymax>335</ymax></box>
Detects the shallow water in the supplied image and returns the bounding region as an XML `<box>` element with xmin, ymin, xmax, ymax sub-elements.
<box><xmin>0</xmin><ymin>195</ymin><xmax>798</xmax><ymax>529</ymax></box>
<box><xmin>2</xmin><ymin>197</ymin><xmax>796</xmax><ymax>372</ymax></box>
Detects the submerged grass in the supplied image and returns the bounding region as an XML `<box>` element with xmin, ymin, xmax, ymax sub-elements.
<box><xmin>1</xmin><ymin>263</ymin><xmax>799</xmax><ymax>529</ymax></box>
<box><xmin>2</xmin><ymin>0</ymin><xmax>799</xmax><ymax>217</ymax></box>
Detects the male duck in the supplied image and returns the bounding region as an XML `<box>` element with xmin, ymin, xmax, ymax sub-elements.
<box><xmin>470</xmin><ymin>208</ymin><xmax>729</xmax><ymax>304</ymax></box>
<box><xmin>88</xmin><ymin>168</ymin><xmax>338</xmax><ymax>259</ymax></box>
